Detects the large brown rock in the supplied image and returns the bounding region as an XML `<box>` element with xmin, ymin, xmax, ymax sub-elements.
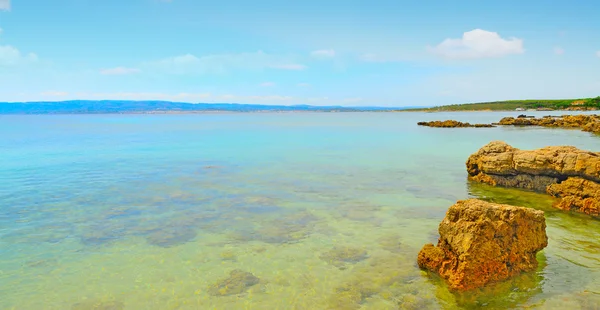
<box><xmin>467</xmin><ymin>141</ymin><xmax>600</xmax><ymax>217</ymax></box>
<box><xmin>417</xmin><ymin>199</ymin><xmax>548</xmax><ymax>291</ymax></box>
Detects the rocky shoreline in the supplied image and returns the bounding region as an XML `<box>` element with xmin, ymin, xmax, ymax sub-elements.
<box><xmin>496</xmin><ymin>114</ymin><xmax>600</xmax><ymax>134</ymax></box>
<box><xmin>417</xmin><ymin>120</ymin><xmax>495</xmax><ymax>128</ymax></box>
<box><xmin>418</xmin><ymin>114</ymin><xmax>600</xmax><ymax>134</ymax></box>
<box><xmin>417</xmin><ymin>133</ymin><xmax>600</xmax><ymax>291</ymax></box>
<box><xmin>466</xmin><ymin>141</ymin><xmax>600</xmax><ymax>217</ymax></box>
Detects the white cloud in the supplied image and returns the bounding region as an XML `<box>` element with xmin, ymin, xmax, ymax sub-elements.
<box><xmin>269</xmin><ymin>63</ymin><xmax>307</xmax><ymax>70</ymax></box>
<box><xmin>146</xmin><ymin>51</ymin><xmax>306</xmax><ymax>74</ymax></box>
<box><xmin>428</xmin><ymin>29</ymin><xmax>524</xmax><ymax>59</ymax></box>
<box><xmin>297</xmin><ymin>83</ymin><xmax>310</xmax><ymax>87</ymax></box>
<box><xmin>0</xmin><ymin>45</ymin><xmax>38</xmax><ymax>66</ymax></box>
<box><xmin>0</xmin><ymin>0</ymin><xmax>10</xmax><ymax>11</ymax></box>
<box><xmin>260</xmin><ymin>82</ymin><xmax>275</xmax><ymax>87</ymax></box>
<box><xmin>0</xmin><ymin>28</ymin><xmax>3</xmax><ymax>35</ymax></box>
<box><xmin>100</xmin><ymin>67</ymin><xmax>141</xmax><ymax>75</ymax></box>
<box><xmin>554</xmin><ymin>47</ymin><xmax>565</xmax><ymax>55</ymax></box>
<box><xmin>596</xmin><ymin>50</ymin><xmax>600</xmax><ymax>58</ymax></box>
<box><xmin>311</xmin><ymin>49</ymin><xmax>335</xmax><ymax>58</ymax></box>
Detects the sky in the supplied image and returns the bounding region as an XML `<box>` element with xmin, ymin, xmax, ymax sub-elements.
<box><xmin>1</xmin><ymin>0</ymin><xmax>600</xmax><ymax>107</ymax></box>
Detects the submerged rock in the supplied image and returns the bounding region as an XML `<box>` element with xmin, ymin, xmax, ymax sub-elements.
<box><xmin>145</xmin><ymin>226</ymin><xmax>197</xmax><ymax>247</ymax></box>
<box><xmin>320</xmin><ymin>246</ymin><xmax>368</xmax><ymax>269</ymax></box>
<box><xmin>417</xmin><ymin>199</ymin><xmax>548</xmax><ymax>291</ymax></box>
<box><xmin>417</xmin><ymin>120</ymin><xmax>494</xmax><ymax>128</ymax></box>
<box><xmin>71</xmin><ymin>300</ymin><xmax>124</xmax><ymax>310</ymax></box>
<box><xmin>207</xmin><ymin>269</ymin><xmax>260</xmax><ymax>296</ymax></box>
<box><xmin>233</xmin><ymin>210</ymin><xmax>319</xmax><ymax>244</ymax></box>
<box><xmin>466</xmin><ymin>141</ymin><xmax>600</xmax><ymax>217</ymax></box>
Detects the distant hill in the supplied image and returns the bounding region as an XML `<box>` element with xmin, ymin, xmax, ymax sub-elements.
<box><xmin>406</xmin><ymin>97</ymin><xmax>600</xmax><ymax>112</ymax></box>
<box><xmin>0</xmin><ymin>100</ymin><xmax>416</xmax><ymax>114</ymax></box>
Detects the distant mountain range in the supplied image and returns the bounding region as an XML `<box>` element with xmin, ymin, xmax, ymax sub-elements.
<box><xmin>0</xmin><ymin>100</ymin><xmax>419</xmax><ymax>114</ymax></box>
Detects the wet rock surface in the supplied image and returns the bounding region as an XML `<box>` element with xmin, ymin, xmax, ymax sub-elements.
<box><xmin>467</xmin><ymin>141</ymin><xmax>600</xmax><ymax>217</ymax></box>
<box><xmin>417</xmin><ymin>120</ymin><xmax>495</xmax><ymax>128</ymax></box>
<box><xmin>417</xmin><ymin>199</ymin><xmax>548</xmax><ymax>291</ymax></box>
<box><xmin>207</xmin><ymin>269</ymin><xmax>260</xmax><ymax>296</ymax></box>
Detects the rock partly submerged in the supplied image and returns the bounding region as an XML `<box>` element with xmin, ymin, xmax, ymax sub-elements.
<box><xmin>417</xmin><ymin>199</ymin><xmax>548</xmax><ymax>291</ymax></box>
<box><xmin>467</xmin><ymin>141</ymin><xmax>600</xmax><ymax>217</ymax></box>
<box><xmin>417</xmin><ymin>120</ymin><xmax>495</xmax><ymax>128</ymax></box>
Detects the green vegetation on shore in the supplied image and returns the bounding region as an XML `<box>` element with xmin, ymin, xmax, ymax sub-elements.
<box><xmin>406</xmin><ymin>96</ymin><xmax>600</xmax><ymax>112</ymax></box>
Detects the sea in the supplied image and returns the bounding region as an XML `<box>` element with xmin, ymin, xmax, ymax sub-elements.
<box><xmin>1</xmin><ymin>111</ymin><xmax>599</xmax><ymax>309</ymax></box>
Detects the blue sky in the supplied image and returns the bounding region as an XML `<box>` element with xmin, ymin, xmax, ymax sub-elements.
<box><xmin>1</xmin><ymin>0</ymin><xmax>599</xmax><ymax>106</ymax></box>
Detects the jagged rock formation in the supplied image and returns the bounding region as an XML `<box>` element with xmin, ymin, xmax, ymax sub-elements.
<box><xmin>417</xmin><ymin>120</ymin><xmax>495</xmax><ymax>128</ymax></box>
<box><xmin>496</xmin><ymin>114</ymin><xmax>600</xmax><ymax>134</ymax></box>
<box><xmin>417</xmin><ymin>199</ymin><xmax>548</xmax><ymax>291</ymax></box>
<box><xmin>467</xmin><ymin>141</ymin><xmax>600</xmax><ymax>217</ymax></box>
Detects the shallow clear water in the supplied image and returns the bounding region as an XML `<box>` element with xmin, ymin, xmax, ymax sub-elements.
<box><xmin>1</xmin><ymin>111</ymin><xmax>599</xmax><ymax>309</ymax></box>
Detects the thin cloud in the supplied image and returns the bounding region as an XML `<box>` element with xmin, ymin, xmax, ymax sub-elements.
<box><xmin>260</xmin><ymin>82</ymin><xmax>275</xmax><ymax>87</ymax></box>
<box><xmin>41</xmin><ymin>91</ymin><xmax>69</xmax><ymax>97</ymax></box>
<box><xmin>359</xmin><ymin>53</ymin><xmax>407</xmax><ymax>63</ymax></box>
<box><xmin>0</xmin><ymin>45</ymin><xmax>38</xmax><ymax>66</ymax></box>
<box><xmin>100</xmin><ymin>67</ymin><xmax>141</xmax><ymax>75</ymax></box>
<box><xmin>311</xmin><ymin>49</ymin><xmax>335</xmax><ymax>58</ymax></box>
<box><xmin>0</xmin><ymin>0</ymin><xmax>10</xmax><ymax>11</ymax></box>
<box><xmin>270</xmin><ymin>64</ymin><xmax>307</xmax><ymax>70</ymax></box>
<box><xmin>146</xmin><ymin>51</ymin><xmax>306</xmax><ymax>74</ymax></box>
<box><xmin>297</xmin><ymin>83</ymin><xmax>310</xmax><ymax>87</ymax></box>
<box><xmin>596</xmin><ymin>51</ymin><xmax>600</xmax><ymax>58</ymax></box>
<box><xmin>554</xmin><ymin>47</ymin><xmax>565</xmax><ymax>55</ymax></box>
<box><xmin>428</xmin><ymin>29</ymin><xmax>524</xmax><ymax>59</ymax></box>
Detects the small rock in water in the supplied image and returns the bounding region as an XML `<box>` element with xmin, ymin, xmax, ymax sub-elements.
<box><xmin>220</xmin><ymin>250</ymin><xmax>237</xmax><ymax>261</ymax></box>
<box><xmin>208</xmin><ymin>269</ymin><xmax>260</xmax><ymax>296</ymax></box>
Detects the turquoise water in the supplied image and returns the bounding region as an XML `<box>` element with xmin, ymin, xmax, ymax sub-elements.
<box><xmin>1</xmin><ymin>112</ymin><xmax>599</xmax><ymax>309</ymax></box>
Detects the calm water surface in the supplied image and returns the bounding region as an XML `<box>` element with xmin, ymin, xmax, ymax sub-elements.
<box><xmin>1</xmin><ymin>112</ymin><xmax>599</xmax><ymax>309</ymax></box>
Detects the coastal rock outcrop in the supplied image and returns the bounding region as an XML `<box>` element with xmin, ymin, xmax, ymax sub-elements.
<box><xmin>467</xmin><ymin>141</ymin><xmax>600</xmax><ymax>217</ymax></box>
<box><xmin>417</xmin><ymin>120</ymin><xmax>495</xmax><ymax>128</ymax></box>
<box><xmin>496</xmin><ymin>114</ymin><xmax>600</xmax><ymax>134</ymax></box>
<box><xmin>547</xmin><ymin>178</ymin><xmax>600</xmax><ymax>217</ymax></box>
<box><xmin>417</xmin><ymin>199</ymin><xmax>547</xmax><ymax>291</ymax></box>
